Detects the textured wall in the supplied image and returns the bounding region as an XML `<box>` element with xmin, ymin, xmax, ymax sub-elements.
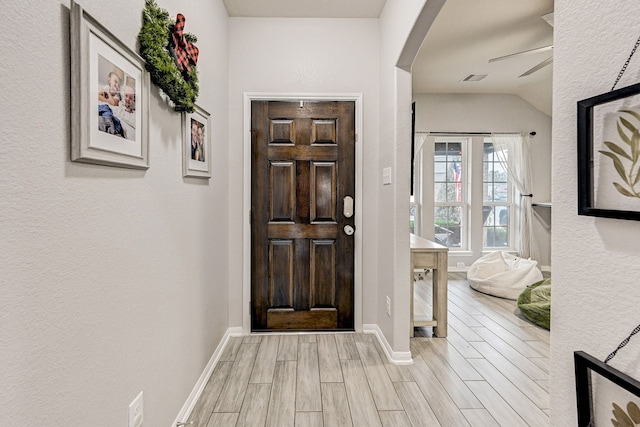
<box><xmin>0</xmin><ymin>0</ymin><xmax>229</xmax><ymax>425</ymax></box>
<box><xmin>377</xmin><ymin>0</ymin><xmax>429</xmax><ymax>352</ymax></box>
<box><xmin>551</xmin><ymin>1</ymin><xmax>640</xmax><ymax>425</ymax></box>
<box><xmin>413</xmin><ymin>93</ymin><xmax>552</xmax><ymax>268</ymax></box>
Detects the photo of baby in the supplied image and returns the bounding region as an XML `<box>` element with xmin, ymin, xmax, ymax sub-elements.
<box><xmin>97</xmin><ymin>55</ymin><xmax>136</xmax><ymax>141</ymax></box>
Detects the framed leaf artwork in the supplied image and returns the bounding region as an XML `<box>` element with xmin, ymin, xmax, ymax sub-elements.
<box><xmin>578</xmin><ymin>82</ymin><xmax>640</xmax><ymax>220</ymax></box>
<box><xmin>575</xmin><ymin>351</ymin><xmax>640</xmax><ymax>426</ymax></box>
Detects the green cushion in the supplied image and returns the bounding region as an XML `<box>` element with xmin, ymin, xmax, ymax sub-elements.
<box><xmin>517</xmin><ymin>278</ymin><xmax>551</xmax><ymax>330</ymax></box>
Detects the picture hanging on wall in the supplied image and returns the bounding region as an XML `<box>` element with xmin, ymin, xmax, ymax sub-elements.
<box><xmin>577</xmin><ymin>82</ymin><xmax>640</xmax><ymax>220</ymax></box>
<box><xmin>182</xmin><ymin>104</ymin><xmax>212</xmax><ymax>178</ymax></box>
<box><xmin>70</xmin><ymin>0</ymin><xmax>150</xmax><ymax>169</ymax></box>
<box><xmin>575</xmin><ymin>351</ymin><xmax>640</xmax><ymax>427</ymax></box>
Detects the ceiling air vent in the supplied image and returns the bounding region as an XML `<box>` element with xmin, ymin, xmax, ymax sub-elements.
<box><xmin>461</xmin><ymin>74</ymin><xmax>488</xmax><ymax>82</ymax></box>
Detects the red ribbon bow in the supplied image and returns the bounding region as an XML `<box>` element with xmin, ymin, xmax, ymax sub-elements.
<box><xmin>170</xmin><ymin>14</ymin><xmax>199</xmax><ymax>73</ymax></box>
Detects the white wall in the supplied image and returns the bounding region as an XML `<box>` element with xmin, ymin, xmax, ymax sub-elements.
<box><xmin>0</xmin><ymin>0</ymin><xmax>229</xmax><ymax>425</ymax></box>
<box><xmin>413</xmin><ymin>93</ymin><xmax>552</xmax><ymax>268</ymax></box>
<box><xmin>377</xmin><ymin>0</ymin><xmax>433</xmax><ymax>355</ymax></box>
<box><xmin>552</xmin><ymin>1</ymin><xmax>640</xmax><ymax>425</ymax></box>
<box><xmin>227</xmin><ymin>18</ymin><xmax>381</xmax><ymax>328</ymax></box>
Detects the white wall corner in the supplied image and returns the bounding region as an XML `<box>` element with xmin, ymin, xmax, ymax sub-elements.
<box><xmin>171</xmin><ymin>327</ymin><xmax>243</xmax><ymax>426</ymax></box>
<box><xmin>396</xmin><ymin>0</ymin><xmax>446</xmax><ymax>70</ymax></box>
<box><xmin>363</xmin><ymin>324</ymin><xmax>413</xmax><ymax>365</ymax></box>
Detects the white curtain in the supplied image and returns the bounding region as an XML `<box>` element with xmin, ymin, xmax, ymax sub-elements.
<box><xmin>413</xmin><ymin>133</ymin><xmax>428</xmax><ymax>236</ymax></box>
<box><xmin>491</xmin><ymin>132</ymin><xmax>537</xmax><ymax>260</ymax></box>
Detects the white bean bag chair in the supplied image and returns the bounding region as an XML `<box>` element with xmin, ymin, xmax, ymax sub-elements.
<box><xmin>467</xmin><ymin>251</ymin><xmax>543</xmax><ymax>300</ymax></box>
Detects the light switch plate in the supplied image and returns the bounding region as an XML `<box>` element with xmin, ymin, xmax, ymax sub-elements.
<box><xmin>129</xmin><ymin>391</ymin><xmax>144</xmax><ymax>427</ymax></box>
<box><xmin>382</xmin><ymin>167</ymin><xmax>392</xmax><ymax>185</ymax></box>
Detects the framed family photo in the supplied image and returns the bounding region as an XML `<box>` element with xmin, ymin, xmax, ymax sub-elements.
<box><xmin>70</xmin><ymin>0</ymin><xmax>149</xmax><ymax>169</ymax></box>
<box><xmin>182</xmin><ymin>105</ymin><xmax>212</xmax><ymax>178</ymax></box>
<box><xmin>577</xmin><ymin>82</ymin><xmax>640</xmax><ymax>220</ymax></box>
<box><xmin>575</xmin><ymin>351</ymin><xmax>640</xmax><ymax>426</ymax></box>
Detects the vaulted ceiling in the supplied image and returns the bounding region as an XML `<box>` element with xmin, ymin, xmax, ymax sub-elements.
<box><xmin>412</xmin><ymin>0</ymin><xmax>554</xmax><ymax>115</ymax></box>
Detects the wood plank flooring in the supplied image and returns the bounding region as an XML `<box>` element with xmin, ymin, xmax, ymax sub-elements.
<box><xmin>187</xmin><ymin>273</ymin><xmax>550</xmax><ymax>426</ymax></box>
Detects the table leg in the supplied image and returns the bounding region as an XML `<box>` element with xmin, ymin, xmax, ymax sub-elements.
<box><xmin>432</xmin><ymin>256</ymin><xmax>448</xmax><ymax>337</ymax></box>
<box><xmin>410</xmin><ymin>256</ymin><xmax>415</xmax><ymax>337</ymax></box>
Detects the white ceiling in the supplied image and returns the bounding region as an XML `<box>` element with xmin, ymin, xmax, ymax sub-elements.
<box><xmin>223</xmin><ymin>0</ymin><xmax>386</xmax><ymax>18</ymax></box>
<box><xmin>413</xmin><ymin>0</ymin><xmax>554</xmax><ymax>115</ymax></box>
<box><xmin>223</xmin><ymin>0</ymin><xmax>554</xmax><ymax>115</ymax></box>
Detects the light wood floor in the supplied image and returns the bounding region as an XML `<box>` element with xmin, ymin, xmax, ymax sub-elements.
<box><xmin>187</xmin><ymin>273</ymin><xmax>550</xmax><ymax>426</ymax></box>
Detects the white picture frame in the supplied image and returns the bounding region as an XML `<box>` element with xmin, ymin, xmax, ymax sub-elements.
<box><xmin>182</xmin><ymin>105</ymin><xmax>212</xmax><ymax>178</ymax></box>
<box><xmin>70</xmin><ymin>0</ymin><xmax>150</xmax><ymax>169</ymax></box>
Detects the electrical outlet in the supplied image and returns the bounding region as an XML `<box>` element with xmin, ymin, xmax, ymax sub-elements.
<box><xmin>129</xmin><ymin>391</ymin><xmax>144</xmax><ymax>427</ymax></box>
<box><xmin>456</xmin><ymin>262</ymin><xmax>465</xmax><ymax>268</ymax></box>
<box><xmin>385</xmin><ymin>296</ymin><xmax>391</xmax><ymax>317</ymax></box>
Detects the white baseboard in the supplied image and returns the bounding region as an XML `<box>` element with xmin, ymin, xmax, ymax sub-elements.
<box><xmin>541</xmin><ymin>265</ymin><xmax>552</xmax><ymax>273</ymax></box>
<box><xmin>448</xmin><ymin>267</ymin><xmax>469</xmax><ymax>273</ymax></box>
<box><xmin>363</xmin><ymin>324</ymin><xmax>413</xmax><ymax>365</ymax></box>
<box><xmin>171</xmin><ymin>327</ymin><xmax>243</xmax><ymax>427</ymax></box>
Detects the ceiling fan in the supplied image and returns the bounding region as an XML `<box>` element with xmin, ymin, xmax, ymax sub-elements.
<box><xmin>488</xmin><ymin>12</ymin><xmax>554</xmax><ymax>77</ymax></box>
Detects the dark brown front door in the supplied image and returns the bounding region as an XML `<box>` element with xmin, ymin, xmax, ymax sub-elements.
<box><xmin>251</xmin><ymin>100</ymin><xmax>355</xmax><ymax>331</ymax></box>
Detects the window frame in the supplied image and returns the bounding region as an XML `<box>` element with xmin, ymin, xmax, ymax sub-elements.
<box><xmin>433</xmin><ymin>137</ymin><xmax>469</xmax><ymax>251</ymax></box>
<box><xmin>482</xmin><ymin>139</ymin><xmax>515</xmax><ymax>250</ymax></box>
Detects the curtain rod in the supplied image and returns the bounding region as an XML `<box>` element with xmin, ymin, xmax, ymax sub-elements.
<box><xmin>416</xmin><ymin>131</ymin><xmax>537</xmax><ymax>137</ymax></box>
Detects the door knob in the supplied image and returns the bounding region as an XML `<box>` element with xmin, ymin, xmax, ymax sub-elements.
<box><xmin>344</xmin><ymin>225</ymin><xmax>355</xmax><ymax>236</ymax></box>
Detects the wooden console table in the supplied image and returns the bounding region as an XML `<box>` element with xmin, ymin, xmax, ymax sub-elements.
<box><xmin>410</xmin><ymin>233</ymin><xmax>449</xmax><ymax>337</ymax></box>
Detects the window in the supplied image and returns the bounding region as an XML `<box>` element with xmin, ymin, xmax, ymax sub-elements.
<box><xmin>483</xmin><ymin>141</ymin><xmax>511</xmax><ymax>248</ymax></box>
<box><xmin>421</xmin><ymin>136</ymin><xmax>514</xmax><ymax>253</ymax></box>
<box><xmin>409</xmin><ymin>203</ymin><xmax>417</xmax><ymax>234</ymax></box>
<box><xmin>433</xmin><ymin>140</ymin><xmax>466</xmax><ymax>248</ymax></box>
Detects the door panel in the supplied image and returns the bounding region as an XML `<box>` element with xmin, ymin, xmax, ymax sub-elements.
<box><xmin>268</xmin><ymin>240</ymin><xmax>294</xmax><ymax>308</ymax></box>
<box><xmin>310</xmin><ymin>240</ymin><xmax>336</xmax><ymax>307</ymax></box>
<box><xmin>270</xmin><ymin>162</ymin><xmax>295</xmax><ymax>222</ymax></box>
<box><xmin>310</xmin><ymin>162</ymin><xmax>337</xmax><ymax>222</ymax></box>
<box><xmin>251</xmin><ymin>100</ymin><xmax>355</xmax><ymax>331</ymax></box>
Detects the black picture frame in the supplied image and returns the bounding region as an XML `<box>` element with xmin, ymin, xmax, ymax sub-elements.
<box><xmin>574</xmin><ymin>351</ymin><xmax>640</xmax><ymax>426</ymax></box>
<box><xmin>577</xmin><ymin>82</ymin><xmax>640</xmax><ymax>220</ymax></box>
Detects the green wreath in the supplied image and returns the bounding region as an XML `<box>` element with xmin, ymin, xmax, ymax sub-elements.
<box><xmin>138</xmin><ymin>0</ymin><xmax>198</xmax><ymax>112</ymax></box>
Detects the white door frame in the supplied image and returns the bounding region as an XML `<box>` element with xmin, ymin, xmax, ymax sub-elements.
<box><xmin>242</xmin><ymin>92</ymin><xmax>364</xmax><ymax>334</ymax></box>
